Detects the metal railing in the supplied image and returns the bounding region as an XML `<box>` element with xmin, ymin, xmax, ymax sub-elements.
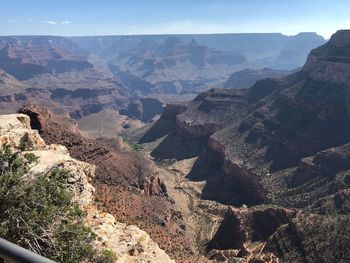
<box><xmin>0</xmin><ymin>238</ymin><xmax>56</xmax><ymax>263</ymax></box>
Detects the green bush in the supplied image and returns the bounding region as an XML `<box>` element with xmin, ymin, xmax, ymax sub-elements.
<box><xmin>0</xmin><ymin>145</ymin><xmax>97</xmax><ymax>263</ymax></box>
<box><xmin>118</xmin><ymin>134</ymin><xmax>143</xmax><ymax>151</ymax></box>
<box><xmin>130</xmin><ymin>142</ymin><xmax>143</xmax><ymax>151</ymax></box>
<box><xmin>100</xmin><ymin>249</ymin><xmax>119</xmax><ymax>263</ymax></box>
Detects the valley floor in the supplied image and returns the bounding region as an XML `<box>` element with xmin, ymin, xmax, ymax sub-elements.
<box><xmin>141</xmin><ymin>139</ymin><xmax>221</xmax><ymax>261</ymax></box>
<box><xmin>151</xmin><ymin>156</ymin><xmax>289</xmax><ymax>262</ymax></box>
<box><xmin>140</xmin><ymin>139</ymin><xmax>273</xmax><ymax>262</ymax></box>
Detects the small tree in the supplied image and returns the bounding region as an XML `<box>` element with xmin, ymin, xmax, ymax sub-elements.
<box><xmin>0</xmin><ymin>145</ymin><xmax>97</xmax><ymax>262</ymax></box>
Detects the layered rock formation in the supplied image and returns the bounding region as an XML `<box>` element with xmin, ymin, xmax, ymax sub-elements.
<box><xmin>73</xmin><ymin>33</ymin><xmax>325</xmax><ymax>70</ymax></box>
<box><xmin>263</xmin><ymin>213</ymin><xmax>350</xmax><ymax>263</ymax></box>
<box><xmin>109</xmin><ymin>37</ymin><xmax>247</xmax><ymax>96</ymax></box>
<box><xmin>0</xmin><ymin>113</ymin><xmax>174</xmax><ymax>262</ymax></box>
<box><xmin>18</xmin><ymin>104</ymin><xmax>199</xmax><ymax>261</ymax></box>
<box><xmin>223</xmin><ymin>67</ymin><xmax>294</xmax><ymax>89</ymax></box>
<box><xmin>207</xmin><ymin>206</ymin><xmax>293</xmax><ymax>251</ymax></box>
<box><xmin>77</xmin><ymin>109</ymin><xmax>144</xmax><ymax>139</ymax></box>
<box><xmin>148</xmin><ymin>30</ymin><xmax>350</xmax><ymax>209</ymax></box>
<box><xmin>0</xmin><ymin>36</ymin><xmax>129</xmax><ymax>119</ymax></box>
<box><xmin>96</xmin><ymin>33</ymin><xmax>324</xmax><ymax>97</ymax></box>
<box><xmin>143</xmin><ymin>30</ymin><xmax>350</xmax><ymax>262</ymax></box>
<box><xmin>0</xmin><ymin>36</ymin><xmax>92</xmax><ymax>80</ymax></box>
<box><xmin>0</xmin><ymin>33</ymin><xmax>324</xmax><ymax>123</ymax></box>
<box><xmin>139</xmin><ymin>103</ymin><xmax>187</xmax><ymax>143</ymax></box>
<box><xmin>18</xmin><ymin>104</ymin><xmax>164</xmax><ymax>193</ymax></box>
<box><xmin>120</xmin><ymin>97</ymin><xmax>164</xmax><ymax>123</ymax></box>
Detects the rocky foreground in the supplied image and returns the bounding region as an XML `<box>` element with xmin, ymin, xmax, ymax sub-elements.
<box><xmin>17</xmin><ymin>104</ymin><xmax>204</xmax><ymax>262</ymax></box>
<box><xmin>0</xmin><ymin>113</ymin><xmax>174</xmax><ymax>262</ymax></box>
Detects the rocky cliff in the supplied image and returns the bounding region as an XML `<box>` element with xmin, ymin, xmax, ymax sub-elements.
<box><xmin>223</xmin><ymin>67</ymin><xmax>294</xmax><ymax>89</ymax></box>
<box><xmin>148</xmin><ymin>30</ymin><xmax>350</xmax><ymax>209</ymax></box>
<box><xmin>207</xmin><ymin>206</ymin><xmax>293</xmax><ymax>251</ymax></box>
<box><xmin>0</xmin><ymin>33</ymin><xmax>325</xmax><ymax>120</ymax></box>
<box><xmin>0</xmin><ymin>36</ymin><xmax>130</xmax><ymax>119</ymax></box>
<box><xmin>119</xmin><ymin>97</ymin><xmax>164</xmax><ymax>123</ymax></box>
<box><xmin>0</xmin><ymin>36</ymin><xmax>92</xmax><ymax>80</ymax></box>
<box><xmin>18</xmin><ymin>104</ymin><xmax>161</xmax><ymax>191</ymax></box>
<box><xmin>143</xmin><ymin>30</ymin><xmax>350</xmax><ymax>262</ymax></box>
<box><xmin>0</xmin><ymin>113</ymin><xmax>174</xmax><ymax>262</ymax></box>
<box><xmin>18</xmin><ymin>104</ymin><xmax>197</xmax><ymax>261</ymax></box>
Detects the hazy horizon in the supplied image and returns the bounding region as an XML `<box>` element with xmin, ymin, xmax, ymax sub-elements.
<box><xmin>0</xmin><ymin>31</ymin><xmax>327</xmax><ymax>39</ymax></box>
<box><xmin>1</xmin><ymin>0</ymin><xmax>349</xmax><ymax>38</ymax></box>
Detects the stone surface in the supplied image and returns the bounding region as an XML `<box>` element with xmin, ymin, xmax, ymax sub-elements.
<box><xmin>0</xmin><ymin>113</ymin><xmax>174</xmax><ymax>262</ymax></box>
<box><xmin>0</xmin><ymin>114</ymin><xmax>46</xmax><ymax>149</ymax></box>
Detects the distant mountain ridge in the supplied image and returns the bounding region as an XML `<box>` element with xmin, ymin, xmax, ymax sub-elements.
<box><xmin>0</xmin><ymin>32</ymin><xmax>325</xmax><ymax>121</ymax></box>
<box><xmin>71</xmin><ymin>32</ymin><xmax>325</xmax><ymax>69</ymax></box>
<box><xmin>110</xmin><ymin>37</ymin><xmax>247</xmax><ymax>95</ymax></box>
<box><xmin>0</xmin><ymin>36</ymin><xmax>93</xmax><ymax>80</ymax></box>
<box><xmin>72</xmin><ymin>32</ymin><xmax>325</xmax><ymax>96</ymax></box>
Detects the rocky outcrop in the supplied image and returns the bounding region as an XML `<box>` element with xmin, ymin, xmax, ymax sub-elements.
<box><xmin>150</xmin><ymin>88</ymin><xmax>248</xmax><ymax>161</ymax></box>
<box><xmin>19</xmin><ymin>103</ymin><xmax>79</xmax><ymax>133</ymax></box>
<box><xmin>140</xmin><ymin>174</ymin><xmax>167</xmax><ymax>196</ymax></box>
<box><xmin>139</xmin><ymin>103</ymin><xmax>187</xmax><ymax>143</ymax></box>
<box><xmin>0</xmin><ymin>114</ymin><xmax>46</xmax><ymax>150</ymax></box>
<box><xmin>202</xmin><ymin>157</ymin><xmax>267</xmax><ymax>206</ymax></box>
<box><xmin>120</xmin><ymin>97</ymin><xmax>164</xmax><ymax>122</ymax></box>
<box><xmin>190</xmin><ymin>135</ymin><xmax>266</xmax><ymax>206</ymax></box>
<box><xmin>249</xmin><ymin>208</ymin><xmax>293</xmax><ymax>242</ymax></box>
<box><xmin>224</xmin><ymin>68</ymin><xmax>293</xmax><ymax>89</ymax></box>
<box><xmin>264</xmin><ymin>213</ymin><xmax>350</xmax><ymax>263</ymax></box>
<box><xmin>207</xmin><ymin>207</ymin><xmax>247</xmax><ymax>251</ymax></box>
<box><xmin>0</xmin><ymin>113</ymin><xmax>174</xmax><ymax>262</ymax></box>
<box><xmin>85</xmin><ymin>206</ymin><xmax>175</xmax><ymax>263</ymax></box>
<box><xmin>206</xmin><ymin>206</ymin><xmax>293</xmax><ymax>262</ymax></box>
<box><xmin>279</xmin><ymin>143</ymin><xmax>350</xmax><ymax>214</ymax></box>
<box><xmin>18</xmin><ymin>104</ymin><xmax>163</xmax><ymax>193</ymax></box>
<box><xmin>303</xmin><ymin>30</ymin><xmax>350</xmax><ymax>86</ymax></box>
<box><xmin>18</xmin><ymin>105</ymin><xmax>196</xmax><ymax>260</ymax></box>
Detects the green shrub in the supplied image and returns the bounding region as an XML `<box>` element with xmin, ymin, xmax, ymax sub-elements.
<box><xmin>19</xmin><ymin>133</ymin><xmax>30</xmax><ymax>151</ymax></box>
<box><xmin>23</xmin><ymin>152</ymin><xmax>39</xmax><ymax>163</ymax></box>
<box><xmin>118</xmin><ymin>134</ymin><xmax>143</xmax><ymax>151</ymax></box>
<box><xmin>0</xmin><ymin>145</ymin><xmax>97</xmax><ymax>263</ymax></box>
<box><xmin>99</xmin><ymin>249</ymin><xmax>119</xmax><ymax>263</ymax></box>
<box><xmin>130</xmin><ymin>142</ymin><xmax>143</xmax><ymax>151</ymax></box>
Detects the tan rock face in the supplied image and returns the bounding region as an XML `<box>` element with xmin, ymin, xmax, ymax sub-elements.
<box><xmin>0</xmin><ymin>114</ymin><xmax>174</xmax><ymax>263</ymax></box>
<box><xmin>26</xmin><ymin>145</ymin><xmax>96</xmax><ymax>205</ymax></box>
<box><xmin>0</xmin><ymin>114</ymin><xmax>46</xmax><ymax>149</ymax></box>
<box><xmin>85</xmin><ymin>205</ymin><xmax>175</xmax><ymax>263</ymax></box>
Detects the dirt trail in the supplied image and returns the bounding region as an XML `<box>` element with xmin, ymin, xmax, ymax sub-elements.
<box><xmin>142</xmin><ymin>152</ymin><xmax>226</xmax><ymax>256</ymax></box>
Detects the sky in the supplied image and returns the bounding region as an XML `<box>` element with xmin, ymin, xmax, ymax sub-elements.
<box><xmin>0</xmin><ymin>0</ymin><xmax>349</xmax><ymax>38</ymax></box>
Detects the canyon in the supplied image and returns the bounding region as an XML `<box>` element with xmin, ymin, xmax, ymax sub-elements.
<box><xmin>140</xmin><ymin>30</ymin><xmax>350</xmax><ymax>262</ymax></box>
<box><xmin>0</xmin><ymin>33</ymin><xmax>324</xmax><ymax>120</ymax></box>
<box><xmin>0</xmin><ymin>113</ymin><xmax>174</xmax><ymax>262</ymax></box>
<box><xmin>1</xmin><ymin>30</ymin><xmax>350</xmax><ymax>263</ymax></box>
